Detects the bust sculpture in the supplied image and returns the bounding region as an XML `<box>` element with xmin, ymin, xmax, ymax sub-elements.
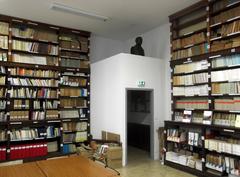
<box><xmin>130</xmin><ymin>37</ymin><xmax>145</xmax><ymax>56</ymax></box>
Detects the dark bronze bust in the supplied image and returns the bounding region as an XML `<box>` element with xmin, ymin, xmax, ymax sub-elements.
<box><xmin>130</xmin><ymin>37</ymin><xmax>145</xmax><ymax>56</ymax></box>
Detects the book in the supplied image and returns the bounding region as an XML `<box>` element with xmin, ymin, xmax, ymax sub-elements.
<box><xmin>183</xmin><ymin>110</ymin><xmax>192</xmax><ymax>123</ymax></box>
<box><xmin>203</xmin><ymin>111</ymin><xmax>213</xmax><ymax>125</ymax></box>
<box><xmin>0</xmin><ymin>22</ymin><xmax>9</xmax><ymax>35</ymax></box>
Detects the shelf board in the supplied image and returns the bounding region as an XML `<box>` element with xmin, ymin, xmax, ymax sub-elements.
<box><xmin>60</xmin><ymin>67</ymin><xmax>90</xmax><ymax>74</ymax></box>
<box><xmin>9</xmin><ymin>97</ymin><xmax>59</xmax><ymax>100</ymax></box>
<box><xmin>61</xmin><ymin>118</ymin><xmax>88</xmax><ymax>122</ymax></box>
<box><xmin>173</xmin><ymin>82</ymin><xmax>209</xmax><ymax>87</ymax></box>
<box><xmin>173</xmin><ymin>95</ymin><xmax>209</xmax><ymax>98</ymax></box>
<box><xmin>0</xmin><ymin>33</ymin><xmax>9</xmax><ymax>37</ymax></box>
<box><xmin>59</xmin><ymin>84</ymin><xmax>87</xmax><ymax>88</ymax></box>
<box><xmin>59</xmin><ymin>96</ymin><xmax>88</xmax><ymax>99</ymax></box>
<box><xmin>0</xmin><ymin>48</ymin><xmax>8</xmax><ymax>52</ymax></box>
<box><xmin>12</xmin><ymin>36</ymin><xmax>59</xmax><ymax>45</ymax></box>
<box><xmin>210</xmin><ymin>32</ymin><xmax>240</xmax><ymax>42</ymax></box>
<box><xmin>60</xmin><ymin>56</ymin><xmax>89</xmax><ymax>61</ymax></box>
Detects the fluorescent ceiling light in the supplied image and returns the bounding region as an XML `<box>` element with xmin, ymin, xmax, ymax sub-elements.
<box><xmin>51</xmin><ymin>2</ymin><xmax>109</xmax><ymax>21</ymax></box>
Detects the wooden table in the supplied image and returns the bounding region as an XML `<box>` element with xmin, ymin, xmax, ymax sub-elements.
<box><xmin>37</xmin><ymin>156</ymin><xmax>119</xmax><ymax>177</ymax></box>
<box><xmin>0</xmin><ymin>162</ymin><xmax>45</xmax><ymax>177</ymax></box>
<box><xmin>0</xmin><ymin>156</ymin><xmax>120</xmax><ymax>177</ymax></box>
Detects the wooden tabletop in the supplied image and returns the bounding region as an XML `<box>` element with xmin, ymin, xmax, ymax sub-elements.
<box><xmin>0</xmin><ymin>162</ymin><xmax>45</xmax><ymax>177</ymax></box>
<box><xmin>0</xmin><ymin>155</ymin><xmax>120</xmax><ymax>177</ymax></box>
<box><xmin>37</xmin><ymin>156</ymin><xmax>119</xmax><ymax>177</ymax></box>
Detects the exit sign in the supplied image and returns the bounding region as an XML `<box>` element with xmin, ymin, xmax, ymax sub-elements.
<box><xmin>137</xmin><ymin>81</ymin><xmax>145</xmax><ymax>87</ymax></box>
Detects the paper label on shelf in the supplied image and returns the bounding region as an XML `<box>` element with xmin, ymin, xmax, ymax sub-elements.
<box><xmin>231</xmin><ymin>48</ymin><xmax>236</xmax><ymax>53</ymax></box>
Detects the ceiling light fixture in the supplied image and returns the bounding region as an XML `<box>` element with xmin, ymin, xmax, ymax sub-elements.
<box><xmin>50</xmin><ymin>2</ymin><xmax>109</xmax><ymax>22</ymax></box>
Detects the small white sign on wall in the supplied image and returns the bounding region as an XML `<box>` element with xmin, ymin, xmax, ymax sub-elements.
<box><xmin>137</xmin><ymin>80</ymin><xmax>145</xmax><ymax>87</ymax></box>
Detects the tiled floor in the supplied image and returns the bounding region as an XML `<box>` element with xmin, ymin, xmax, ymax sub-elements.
<box><xmin>117</xmin><ymin>147</ymin><xmax>195</xmax><ymax>177</ymax></box>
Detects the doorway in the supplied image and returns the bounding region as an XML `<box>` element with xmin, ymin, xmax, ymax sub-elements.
<box><xmin>126</xmin><ymin>89</ymin><xmax>154</xmax><ymax>165</ymax></box>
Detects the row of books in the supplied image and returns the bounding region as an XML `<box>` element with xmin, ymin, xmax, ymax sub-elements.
<box><xmin>9</xmin><ymin>88</ymin><xmax>58</xmax><ymax>98</ymax></box>
<box><xmin>33</xmin><ymin>100</ymin><xmax>58</xmax><ymax>109</ymax></box>
<box><xmin>60</xmin><ymin>76</ymin><xmax>87</xmax><ymax>87</ymax></box>
<box><xmin>13</xmin><ymin>100</ymin><xmax>30</xmax><ymax>109</ymax></box>
<box><xmin>165</xmin><ymin>151</ymin><xmax>202</xmax><ymax>171</ymax></box>
<box><xmin>212</xmin><ymin>82</ymin><xmax>240</xmax><ymax>95</ymax></box>
<box><xmin>0</xmin><ymin>130</ymin><xmax>6</xmax><ymax>142</ymax></box>
<box><xmin>60</xmin><ymin>88</ymin><xmax>88</xmax><ymax>97</ymax></box>
<box><xmin>46</xmin><ymin>126</ymin><xmax>60</xmax><ymax>138</ymax></box>
<box><xmin>206</xmin><ymin>154</ymin><xmax>225</xmax><ymax>172</ymax></box>
<box><xmin>173</xmin><ymin>84</ymin><xmax>209</xmax><ymax>96</ymax></box>
<box><xmin>59</xmin><ymin>35</ymin><xmax>88</xmax><ymax>52</ymax></box>
<box><xmin>60</xmin><ymin>98</ymin><xmax>87</xmax><ymax>108</ymax></box>
<box><xmin>10</xmin><ymin>111</ymin><xmax>29</xmax><ymax>121</ymax></box>
<box><xmin>205</xmin><ymin>138</ymin><xmax>240</xmax><ymax>156</ymax></box>
<box><xmin>60</xmin><ymin>109</ymin><xmax>87</xmax><ymax>119</ymax></box>
<box><xmin>172</xmin><ymin>43</ymin><xmax>208</xmax><ymax>60</ymax></box>
<box><xmin>0</xmin><ymin>101</ymin><xmax>5</xmax><ymax>109</ymax></box>
<box><xmin>211</xmin><ymin>20</ymin><xmax>240</xmax><ymax>38</ymax></box>
<box><xmin>172</xmin><ymin>32</ymin><xmax>206</xmax><ymax>50</ymax></box>
<box><xmin>212</xmin><ymin>54</ymin><xmax>240</xmax><ymax>68</ymax></box>
<box><xmin>46</xmin><ymin>110</ymin><xmax>58</xmax><ymax>119</ymax></box>
<box><xmin>61</xmin><ymin>51</ymin><xmax>88</xmax><ymax>59</ymax></box>
<box><xmin>0</xmin><ymin>36</ymin><xmax>8</xmax><ymax>49</ymax></box>
<box><xmin>9</xmin><ymin>68</ymin><xmax>59</xmax><ymax>78</ymax></box>
<box><xmin>63</xmin><ymin>144</ymin><xmax>76</xmax><ymax>154</ymax></box>
<box><xmin>214</xmin><ymin>98</ymin><xmax>240</xmax><ymax>111</ymax></box>
<box><xmin>11</xmin><ymin>54</ymin><xmax>59</xmax><ymax>66</ymax></box>
<box><xmin>225</xmin><ymin>157</ymin><xmax>240</xmax><ymax>176</ymax></box>
<box><xmin>0</xmin><ymin>89</ymin><xmax>5</xmax><ymax>98</ymax></box>
<box><xmin>211</xmin><ymin>3</ymin><xmax>240</xmax><ymax>25</ymax></box>
<box><xmin>63</xmin><ymin>131</ymin><xmax>87</xmax><ymax>143</ymax></box>
<box><xmin>60</xmin><ymin>59</ymin><xmax>89</xmax><ymax>69</ymax></box>
<box><xmin>62</xmin><ymin>122</ymin><xmax>88</xmax><ymax>132</ymax></box>
<box><xmin>9</xmin><ymin>143</ymin><xmax>47</xmax><ymax>160</ymax></box>
<box><xmin>213</xmin><ymin>113</ymin><xmax>237</xmax><ymax>127</ymax></box>
<box><xmin>0</xmin><ymin>22</ymin><xmax>9</xmax><ymax>35</ymax></box>
<box><xmin>0</xmin><ymin>113</ymin><xmax>6</xmax><ymax>122</ymax></box>
<box><xmin>174</xmin><ymin>60</ymin><xmax>208</xmax><ymax>74</ymax></box>
<box><xmin>0</xmin><ymin>76</ymin><xmax>5</xmax><ymax>85</ymax></box>
<box><xmin>167</xmin><ymin>128</ymin><xmax>185</xmax><ymax>143</ymax></box>
<box><xmin>0</xmin><ymin>146</ymin><xmax>6</xmax><ymax>160</ymax></box>
<box><xmin>62</xmin><ymin>72</ymin><xmax>88</xmax><ymax>77</ymax></box>
<box><xmin>12</xmin><ymin>40</ymin><xmax>58</xmax><ymax>55</ymax></box>
<box><xmin>173</xmin><ymin>72</ymin><xmax>208</xmax><ymax>86</ymax></box>
<box><xmin>175</xmin><ymin>98</ymin><xmax>209</xmax><ymax>110</ymax></box>
<box><xmin>0</xmin><ymin>52</ymin><xmax>7</xmax><ymax>62</ymax></box>
<box><xmin>9</xmin><ymin>78</ymin><xmax>58</xmax><ymax>87</ymax></box>
<box><xmin>10</xmin><ymin>127</ymin><xmax>45</xmax><ymax>141</ymax></box>
<box><xmin>211</xmin><ymin>68</ymin><xmax>240</xmax><ymax>82</ymax></box>
<box><xmin>12</xmin><ymin>26</ymin><xmax>58</xmax><ymax>43</ymax></box>
<box><xmin>211</xmin><ymin>37</ymin><xmax>240</xmax><ymax>52</ymax></box>
<box><xmin>178</xmin><ymin>21</ymin><xmax>207</xmax><ymax>37</ymax></box>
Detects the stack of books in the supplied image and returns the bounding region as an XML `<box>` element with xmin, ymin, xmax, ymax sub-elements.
<box><xmin>173</xmin><ymin>73</ymin><xmax>208</xmax><ymax>86</ymax></box>
<box><xmin>172</xmin><ymin>43</ymin><xmax>208</xmax><ymax>60</ymax></box>
<box><xmin>174</xmin><ymin>60</ymin><xmax>208</xmax><ymax>74</ymax></box>
<box><xmin>0</xmin><ymin>22</ymin><xmax>9</xmax><ymax>35</ymax></box>
<box><xmin>175</xmin><ymin>98</ymin><xmax>209</xmax><ymax>109</ymax></box>
<box><xmin>173</xmin><ymin>84</ymin><xmax>209</xmax><ymax>96</ymax></box>
<box><xmin>212</xmin><ymin>54</ymin><xmax>240</xmax><ymax>68</ymax></box>
<box><xmin>12</xmin><ymin>40</ymin><xmax>59</xmax><ymax>55</ymax></box>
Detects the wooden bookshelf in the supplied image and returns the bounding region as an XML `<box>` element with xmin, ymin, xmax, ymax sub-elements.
<box><xmin>0</xmin><ymin>14</ymin><xmax>91</xmax><ymax>163</ymax></box>
<box><xmin>167</xmin><ymin>0</ymin><xmax>240</xmax><ymax>176</ymax></box>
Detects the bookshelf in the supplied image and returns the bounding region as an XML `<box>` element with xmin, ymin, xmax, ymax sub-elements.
<box><xmin>0</xmin><ymin>14</ymin><xmax>90</xmax><ymax>163</ymax></box>
<box><xmin>167</xmin><ymin>0</ymin><xmax>240</xmax><ymax>177</ymax></box>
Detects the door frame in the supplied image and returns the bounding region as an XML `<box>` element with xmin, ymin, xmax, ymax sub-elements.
<box><xmin>125</xmin><ymin>88</ymin><xmax>154</xmax><ymax>164</ymax></box>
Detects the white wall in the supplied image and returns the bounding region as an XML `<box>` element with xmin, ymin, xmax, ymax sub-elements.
<box><xmin>91</xmin><ymin>53</ymin><xmax>165</xmax><ymax>166</ymax></box>
<box><xmin>124</xmin><ymin>23</ymin><xmax>172</xmax><ymax>125</ymax></box>
<box><xmin>90</xmin><ymin>34</ymin><xmax>124</xmax><ymax>63</ymax></box>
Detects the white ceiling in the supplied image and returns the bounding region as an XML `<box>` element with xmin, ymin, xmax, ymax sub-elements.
<box><xmin>0</xmin><ymin>0</ymin><xmax>199</xmax><ymax>40</ymax></box>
